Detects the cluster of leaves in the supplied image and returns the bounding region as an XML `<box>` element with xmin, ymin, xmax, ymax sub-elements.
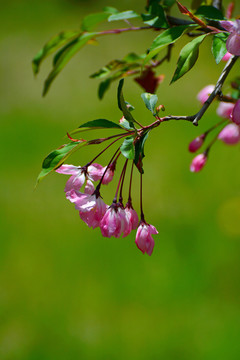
<box><xmin>33</xmin><ymin>0</ymin><xmax>229</xmax><ymax>99</ymax></box>
<box><xmin>37</xmin><ymin>79</ymin><xmax>160</xmax><ymax>184</ymax></box>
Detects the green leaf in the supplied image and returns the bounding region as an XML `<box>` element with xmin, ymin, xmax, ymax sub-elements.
<box><xmin>117</xmin><ymin>79</ymin><xmax>136</xmax><ymax>128</ymax></box>
<box><xmin>37</xmin><ymin>141</ymin><xmax>84</xmax><ymax>184</ymax></box>
<box><xmin>81</xmin><ymin>13</ymin><xmax>109</xmax><ymax>31</ymax></box>
<box><xmin>43</xmin><ymin>32</ymin><xmax>97</xmax><ymax>96</ymax></box>
<box><xmin>212</xmin><ymin>33</ymin><xmax>228</xmax><ymax>64</ymax></box>
<box><xmin>108</xmin><ymin>10</ymin><xmax>140</xmax><ymax>22</ymax></box>
<box><xmin>134</xmin><ymin>131</ymin><xmax>149</xmax><ymax>174</ymax></box>
<box><xmin>142</xmin><ymin>4</ymin><xmax>168</xmax><ymax>28</ymax></box>
<box><xmin>98</xmin><ymin>79</ymin><xmax>111</xmax><ymax>99</ymax></box>
<box><xmin>120</xmin><ymin>136</ymin><xmax>135</xmax><ymax>160</ymax></box>
<box><xmin>141</xmin><ymin>93</ymin><xmax>158</xmax><ymax>114</ymax></box>
<box><xmin>78</xmin><ymin>119</ymin><xmax>122</xmax><ymax>130</ymax></box>
<box><xmin>171</xmin><ymin>34</ymin><xmax>207</xmax><ymax>84</ymax></box>
<box><xmin>144</xmin><ymin>25</ymin><xmax>193</xmax><ymax>64</ymax></box>
<box><xmin>195</xmin><ymin>5</ymin><xmax>224</xmax><ymax>20</ymax></box>
<box><xmin>32</xmin><ymin>31</ymin><xmax>80</xmax><ymax>75</ymax></box>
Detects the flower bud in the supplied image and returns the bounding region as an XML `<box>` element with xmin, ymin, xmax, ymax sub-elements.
<box><xmin>188</xmin><ymin>134</ymin><xmax>205</xmax><ymax>153</ymax></box>
<box><xmin>232</xmin><ymin>99</ymin><xmax>240</xmax><ymax>125</ymax></box>
<box><xmin>218</xmin><ymin>123</ymin><xmax>240</xmax><ymax>145</ymax></box>
<box><xmin>216</xmin><ymin>102</ymin><xmax>234</xmax><ymax>119</ymax></box>
<box><xmin>222</xmin><ymin>52</ymin><xmax>232</xmax><ymax>62</ymax></box>
<box><xmin>197</xmin><ymin>85</ymin><xmax>214</xmax><ymax>105</ymax></box>
<box><xmin>190</xmin><ymin>154</ymin><xmax>207</xmax><ymax>173</ymax></box>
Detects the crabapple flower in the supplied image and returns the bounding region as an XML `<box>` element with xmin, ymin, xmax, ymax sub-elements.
<box><xmin>218</xmin><ymin>123</ymin><xmax>240</xmax><ymax>145</ymax></box>
<box><xmin>100</xmin><ymin>203</ymin><xmax>131</xmax><ymax>238</ymax></box>
<box><xmin>135</xmin><ymin>222</ymin><xmax>158</xmax><ymax>256</ymax></box>
<box><xmin>66</xmin><ymin>180</ymin><xmax>107</xmax><ymax>229</ymax></box>
<box><xmin>216</xmin><ymin>102</ymin><xmax>234</xmax><ymax>119</ymax></box>
<box><xmin>190</xmin><ymin>153</ymin><xmax>207</xmax><ymax>173</ymax></box>
<box><xmin>232</xmin><ymin>99</ymin><xmax>240</xmax><ymax>125</ymax></box>
<box><xmin>101</xmin><ymin>165</ymin><xmax>115</xmax><ymax>185</ymax></box>
<box><xmin>56</xmin><ymin>162</ymin><xmax>113</xmax><ymax>192</ymax></box>
<box><xmin>220</xmin><ymin>20</ymin><xmax>240</xmax><ymax>56</ymax></box>
<box><xmin>188</xmin><ymin>134</ymin><xmax>205</xmax><ymax>153</ymax></box>
<box><xmin>197</xmin><ymin>85</ymin><xmax>214</xmax><ymax>105</ymax></box>
<box><xmin>222</xmin><ymin>52</ymin><xmax>232</xmax><ymax>62</ymax></box>
<box><xmin>125</xmin><ymin>203</ymin><xmax>139</xmax><ymax>230</ymax></box>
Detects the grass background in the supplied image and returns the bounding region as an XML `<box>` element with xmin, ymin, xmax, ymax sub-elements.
<box><xmin>1</xmin><ymin>0</ymin><xmax>240</xmax><ymax>359</ymax></box>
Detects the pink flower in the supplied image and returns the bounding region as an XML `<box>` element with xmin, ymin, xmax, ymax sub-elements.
<box><xmin>218</xmin><ymin>123</ymin><xmax>240</xmax><ymax>144</ymax></box>
<box><xmin>101</xmin><ymin>166</ymin><xmax>115</xmax><ymax>185</ymax></box>
<box><xmin>197</xmin><ymin>85</ymin><xmax>214</xmax><ymax>105</ymax></box>
<box><xmin>232</xmin><ymin>99</ymin><xmax>240</xmax><ymax>125</ymax></box>
<box><xmin>135</xmin><ymin>222</ymin><xmax>158</xmax><ymax>256</ymax></box>
<box><xmin>125</xmin><ymin>203</ymin><xmax>139</xmax><ymax>230</ymax></box>
<box><xmin>66</xmin><ymin>180</ymin><xmax>107</xmax><ymax>229</ymax></box>
<box><xmin>56</xmin><ymin>163</ymin><xmax>105</xmax><ymax>192</ymax></box>
<box><xmin>220</xmin><ymin>20</ymin><xmax>240</xmax><ymax>56</ymax></box>
<box><xmin>188</xmin><ymin>134</ymin><xmax>205</xmax><ymax>153</ymax></box>
<box><xmin>100</xmin><ymin>203</ymin><xmax>131</xmax><ymax>238</ymax></box>
<box><xmin>190</xmin><ymin>153</ymin><xmax>207</xmax><ymax>173</ymax></box>
<box><xmin>216</xmin><ymin>102</ymin><xmax>234</xmax><ymax>119</ymax></box>
<box><xmin>221</xmin><ymin>52</ymin><xmax>232</xmax><ymax>62</ymax></box>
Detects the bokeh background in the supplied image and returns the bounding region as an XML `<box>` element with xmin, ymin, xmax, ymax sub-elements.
<box><xmin>1</xmin><ymin>0</ymin><xmax>240</xmax><ymax>359</ymax></box>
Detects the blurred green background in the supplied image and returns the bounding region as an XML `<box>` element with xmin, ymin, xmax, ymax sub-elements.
<box><xmin>1</xmin><ymin>1</ymin><xmax>240</xmax><ymax>359</ymax></box>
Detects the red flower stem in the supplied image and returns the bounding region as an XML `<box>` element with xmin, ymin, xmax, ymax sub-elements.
<box><xmin>87</xmin><ymin>133</ymin><xmax>130</xmax><ymax>166</ymax></box>
<box><xmin>140</xmin><ymin>172</ymin><xmax>145</xmax><ymax>222</ymax></box>
<box><xmin>119</xmin><ymin>159</ymin><xmax>128</xmax><ymax>204</ymax></box>
<box><xmin>96</xmin><ymin>147</ymin><xmax>121</xmax><ymax>193</ymax></box>
<box><xmin>128</xmin><ymin>161</ymin><xmax>134</xmax><ymax>203</ymax></box>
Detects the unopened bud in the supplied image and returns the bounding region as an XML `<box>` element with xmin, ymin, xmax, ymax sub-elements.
<box><xmin>222</xmin><ymin>52</ymin><xmax>232</xmax><ymax>62</ymax></box>
<box><xmin>188</xmin><ymin>134</ymin><xmax>205</xmax><ymax>153</ymax></box>
<box><xmin>197</xmin><ymin>85</ymin><xmax>214</xmax><ymax>105</ymax></box>
<box><xmin>217</xmin><ymin>101</ymin><xmax>234</xmax><ymax>119</ymax></box>
<box><xmin>232</xmin><ymin>99</ymin><xmax>240</xmax><ymax>125</ymax></box>
<box><xmin>218</xmin><ymin>123</ymin><xmax>240</xmax><ymax>144</ymax></box>
<box><xmin>156</xmin><ymin>104</ymin><xmax>165</xmax><ymax>113</ymax></box>
<box><xmin>190</xmin><ymin>153</ymin><xmax>207</xmax><ymax>173</ymax></box>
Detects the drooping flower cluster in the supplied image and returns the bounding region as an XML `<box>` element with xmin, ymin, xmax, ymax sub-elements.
<box><xmin>189</xmin><ymin>85</ymin><xmax>240</xmax><ymax>172</ymax></box>
<box><xmin>56</xmin><ymin>153</ymin><xmax>157</xmax><ymax>255</ymax></box>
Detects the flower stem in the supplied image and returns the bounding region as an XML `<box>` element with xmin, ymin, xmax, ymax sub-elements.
<box><xmin>119</xmin><ymin>159</ymin><xmax>128</xmax><ymax>205</ymax></box>
<box><xmin>140</xmin><ymin>172</ymin><xmax>145</xmax><ymax>222</ymax></box>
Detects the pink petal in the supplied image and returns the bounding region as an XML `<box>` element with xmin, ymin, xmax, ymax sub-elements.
<box><xmin>56</xmin><ymin>164</ymin><xmax>80</xmax><ymax>175</ymax></box>
<box><xmin>226</xmin><ymin>33</ymin><xmax>240</xmax><ymax>56</ymax></box>
<box><xmin>64</xmin><ymin>173</ymin><xmax>85</xmax><ymax>192</ymax></box>
<box><xmin>220</xmin><ymin>20</ymin><xmax>236</xmax><ymax>32</ymax></box>
<box><xmin>218</xmin><ymin>123</ymin><xmax>240</xmax><ymax>144</ymax></box>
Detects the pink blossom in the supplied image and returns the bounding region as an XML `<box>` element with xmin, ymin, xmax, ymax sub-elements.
<box><xmin>216</xmin><ymin>102</ymin><xmax>234</xmax><ymax>119</ymax></box>
<box><xmin>218</xmin><ymin>123</ymin><xmax>240</xmax><ymax>145</ymax></box>
<box><xmin>188</xmin><ymin>134</ymin><xmax>205</xmax><ymax>153</ymax></box>
<box><xmin>197</xmin><ymin>85</ymin><xmax>214</xmax><ymax>105</ymax></box>
<box><xmin>190</xmin><ymin>154</ymin><xmax>207</xmax><ymax>173</ymax></box>
<box><xmin>56</xmin><ymin>163</ymin><xmax>104</xmax><ymax>192</ymax></box>
<box><xmin>125</xmin><ymin>203</ymin><xmax>139</xmax><ymax>230</ymax></box>
<box><xmin>221</xmin><ymin>52</ymin><xmax>232</xmax><ymax>62</ymax></box>
<box><xmin>101</xmin><ymin>166</ymin><xmax>115</xmax><ymax>185</ymax></box>
<box><xmin>135</xmin><ymin>222</ymin><xmax>158</xmax><ymax>256</ymax></box>
<box><xmin>100</xmin><ymin>203</ymin><xmax>131</xmax><ymax>238</ymax></box>
<box><xmin>66</xmin><ymin>180</ymin><xmax>107</xmax><ymax>229</ymax></box>
<box><xmin>232</xmin><ymin>99</ymin><xmax>240</xmax><ymax>125</ymax></box>
<box><xmin>220</xmin><ymin>20</ymin><xmax>240</xmax><ymax>56</ymax></box>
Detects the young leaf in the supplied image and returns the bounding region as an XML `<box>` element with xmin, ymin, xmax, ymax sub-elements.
<box><xmin>117</xmin><ymin>79</ymin><xmax>136</xmax><ymax>128</ymax></box>
<box><xmin>43</xmin><ymin>32</ymin><xmax>97</xmax><ymax>96</ymax></box>
<box><xmin>212</xmin><ymin>33</ymin><xmax>228</xmax><ymax>64</ymax></box>
<box><xmin>120</xmin><ymin>136</ymin><xmax>135</xmax><ymax>160</ymax></box>
<box><xmin>98</xmin><ymin>79</ymin><xmax>111</xmax><ymax>99</ymax></box>
<box><xmin>195</xmin><ymin>5</ymin><xmax>224</xmax><ymax>20</ymax></box>
<box><xmin>144</xmin><ymin>25</ymin><xmax>193</xmax><ymax>64</ymax></box>
<box><xmin>141</xmin><ymin>93</ymin><xmax>158</xmax><ymax>114</ymax></box>
<box><xmin>171</xmin><ymin>34</ymin><xmax>207</xmax><ymax>84</ymax></box>
<box><xmin>142</xmin><ymin>3</ymin><xmax>168</xmax><ymax>28</ymax></box>
<box><xmin>37</xmin><ymin>141</ymin><xmax>84</xmax><ymax>184</ymax></box>
<box><xmin>81</xmin><ymin>13</ymin><xmax>110</xmax><ymax>31</ymax></box>
<box><xmin>78</xmin><ymin>119</ymin><xmax>122</xmax><ymax>130</ymax></box>
<box><xmin>134</xmin><ymin>131</ymin><xmax>149</xmax><ymax>174</ymax></box>
<box><xmin>108</xmin><ymin>10</ymin><xmax>140</xmax><ymax>22</ymax></box>
<box><xmin>32</xmin><ymin>31</ymin><xmax>80</xmax><ymax>75</ymax></box>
